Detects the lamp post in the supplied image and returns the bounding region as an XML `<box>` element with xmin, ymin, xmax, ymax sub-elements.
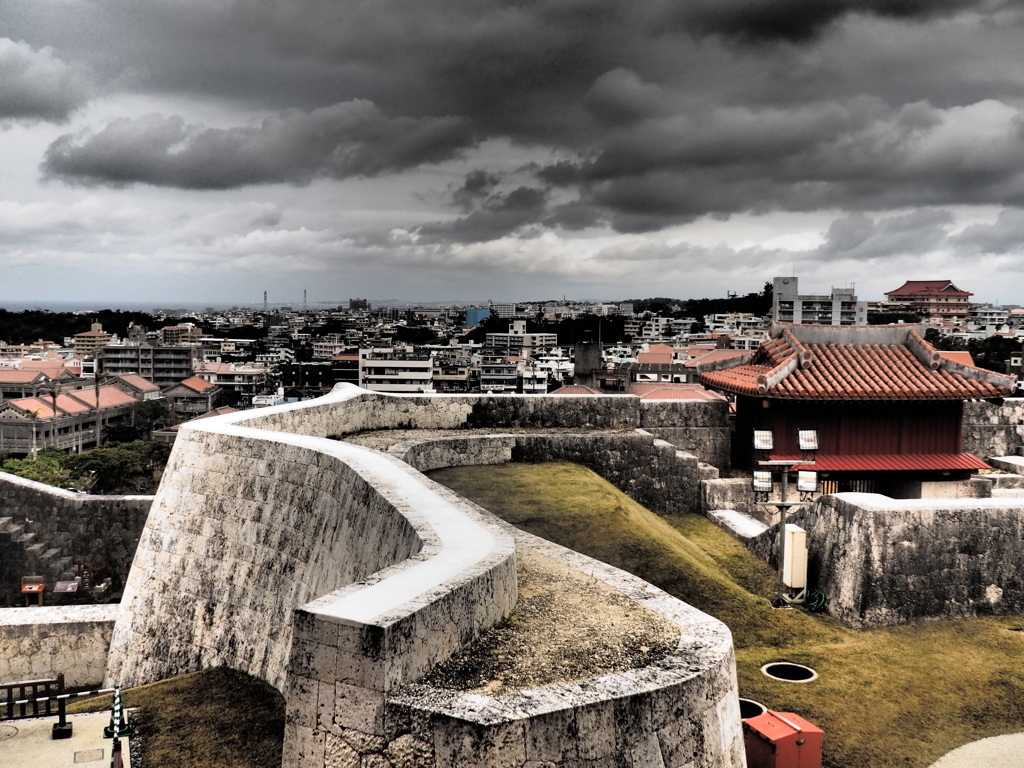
<box><xmin>753</xmin><ymin>429</ymin><xmax>818</xmax><ymax>607</ymax></box>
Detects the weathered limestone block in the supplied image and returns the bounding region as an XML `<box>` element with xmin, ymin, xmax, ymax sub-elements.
<box><xmin>963</xmin><ymin>398</ymin><xmax>1024</xmax><ymax>460</ymax></box>
<box><xmin>793</xmin><ymin>493</ymin><xmax>1024</xmax><ymax>627</ymax></box>
<box><xmin>701</xmin><ymin>479</ymin><xmax>756</xmax><ymax>518</ymax></box>
<box><xmin>0</xmin><ymin>605</ymin><xmax>118</xmax><ymax>688</ymax></box>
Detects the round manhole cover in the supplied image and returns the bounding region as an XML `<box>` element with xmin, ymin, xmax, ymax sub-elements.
<box><xmin>761</xmin><ymin>661</ymin><xmax>818</xmax><ymax>683</ymax></box>
<box><xmin>0</xmin><ymin>724</ymin><xmax>18</xmax><ymax>742</ymax></box>
<box><xmin>739</xmin><ymin>698</ymin><xmax>767</xmax><ymax>719</ymax></box>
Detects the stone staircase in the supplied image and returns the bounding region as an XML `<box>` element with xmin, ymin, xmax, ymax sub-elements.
<box><xmin>0</xmin><ymin>516</ymin><xmax>77</xmax><ymax>582</ymax></box>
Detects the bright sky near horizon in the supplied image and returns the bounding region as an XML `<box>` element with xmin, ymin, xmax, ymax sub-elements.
<box><xmin>4</xmin><ymin>1</ymin><xmax>1024</xmax><ymax>306</ymax></box>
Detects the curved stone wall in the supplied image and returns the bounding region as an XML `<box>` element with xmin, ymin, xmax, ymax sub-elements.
<box><xmin>106</xmin><ymin>386</ymin><xmax>519</xmax><ymax>695</ymax></box>
<box><xmin>390</xmin><ymin>430</ymin><xmax>712</xmax><ymax>515</ymax></box>
<box><xmin>387</xmin><ymin>518</ymin><xmax>744</xmax><ymax>768</ymax></box>
<box><xmin>107</xmin><ymin>386</ymin><xmax>742</xmax><ymax>768</ymax></box>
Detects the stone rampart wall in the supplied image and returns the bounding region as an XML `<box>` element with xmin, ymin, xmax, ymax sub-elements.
<box><xmin>963</xmin><ymin>398</ymin><xmax>1024</xmax><ymax>460</ymax></box>
<box><xmin>392</xmin><ymin>431</ymin><xmax>708</xmax><ymax>514</ymax></box>
<box><xmin>105</xmin><ymin>386</ymin><xmax>742</xmax><ymax>768</ymax></box>
<box><xmin>0</xmin><ymin>472</ymin><xmax>152</xmax><ymax>594</ymax></box>
<box><xmin>385</xmin><ymin>522</ymin><xmax>745</xmax><ymax>768</ymax></box>
<box><xmin>240</xmin><ymin>385</ymin><xmax>730</xmax><ymax>467</ymax></box>
<box><xmin>0</xmin><ymin>605</ymin><xmax>118</xmax><ymax>688</ymax></box>
<box><xmin>790</xmin><ymin>493</ymin><xmax>1024</xmax><ymax>628</ymax></box>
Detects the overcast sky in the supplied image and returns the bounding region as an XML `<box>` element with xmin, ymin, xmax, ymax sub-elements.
<box><xmin>4</xmin><ymin>0</ymin><xmax>1024</xmax><ymax>307</ymax></box>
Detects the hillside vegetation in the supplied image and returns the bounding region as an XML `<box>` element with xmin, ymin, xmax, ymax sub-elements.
<box><xmin>429</xmin><ymin>462</ymin><xmax>1024</xmax><ymax>768</ymax></box>
<box><xmin>67</xmin><ymin>667</ymin><xmax>284</xmax><ymax>768</ymax></box>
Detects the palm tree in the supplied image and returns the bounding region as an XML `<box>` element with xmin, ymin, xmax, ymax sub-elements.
<box><xmin>28</xmin><ymin>408</ymin><xmax>40</xmax><ymax>457</ymax></box>
<box><xmin>92</xmin><ymin>369</ymin><xmax>107</xmax><ymax>449</ymax></box>
<box><xmin>47</xmin><ymin>382</ymin><xmax>61</xmax><ymax>449</ymax></box>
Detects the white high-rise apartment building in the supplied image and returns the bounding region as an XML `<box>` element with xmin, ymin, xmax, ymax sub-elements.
<box><xmin>772</xmin><ymin>276</ymin><xmax>867</xmax><ymax>326</ymax></box>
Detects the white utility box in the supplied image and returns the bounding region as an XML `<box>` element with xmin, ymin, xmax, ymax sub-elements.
<box><xmin>782</xmin><ymin>523</ymin><xmax>807</xmax><ymax>589</ymax></box>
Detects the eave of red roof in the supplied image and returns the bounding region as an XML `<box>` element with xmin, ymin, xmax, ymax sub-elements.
<box><xmin>771</xmin><ymin>453</ymin><xmax>989</xmax><ymax>472</ymax></box>
<box><xmin>552</xmin><ymin>385</ymin><xmax>602</xmax><ymax>395</ymax></box>
<box><xmin>700</xmin><ymin>331</ymin><xmax>1010</xmax><ymax>401</ymax></box>
<box><xmin>885</xmin><ymin>280</ymin><xmax>971</xmax><ymax>297</ymax></box>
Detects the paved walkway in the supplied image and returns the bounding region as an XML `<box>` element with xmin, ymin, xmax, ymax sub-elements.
<box><xmin>929</xmin><ymin>733</ymin><xmax>1024</xmax><ymax>767</ymax></box>
<box><xmin>0</xmin><ymin>711</ymin><xmax>131</xmax><ymax>768</ymax></box>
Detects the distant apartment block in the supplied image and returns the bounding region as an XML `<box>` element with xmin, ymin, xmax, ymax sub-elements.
<box><xmin>478</xmin><ymin>353</ymin><xmax>518</xmax><ymax>394</ymax></box>
<box><xmin>195</xmin><ymin>362</ymin><xmax>269</xmax><ymax>403</ymax></box>
<box><xmin>73</xmin><ymin>323</ymin><xmax>114</xmax><ymax>356</ymax></box>
<box><xmin>358</xmin><ymin>347</ymin><xmax>434</xmax><ymax>393</ymax></box>
<box><xmin>432</xmin><ymin>358</ymin><xmax>473</xmax><ymax>393</ymax></box>
<box><xmin>159</xmin><ymin>323</ymin><xmax>203</xmax><ymax>346</ymax></box>
<box><xmin>98</xmin><ymin>343</ymin><xmax>201</xmax><ymax>388</ymax></box>
<box><xmin>970</xmin><ymin>303</ymin><xmax>1010</xmax><ymax>327</ymax></box>
<box><xmin>490</xmin><ymin>304</ymin><xmax>518</xmax><ymax>319</ymax></box>
<box><xmin>312</xmin><ymin>334</ymin><xmax>345</xmax><ymax>359</ymax></box>
<box><xmin>485</xmin><ymin>321</ymin><xmax>558</xmax><ymax>358</ymax></box>
<box><xmin>772</xmin><ymin>276</ymin><xmax>867</xmax><ymax>325</ymax></box>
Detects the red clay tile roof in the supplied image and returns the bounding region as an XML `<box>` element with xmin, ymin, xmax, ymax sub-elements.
<box><xmin>771</xmin><ymin>453</ymin><xmax>990</xmax><ymax>472</ymax></box>
<box><xmin>637</xmin><ymin>345</ymin><xmax>674</xmax><ymax>365</ymax></box>
<box><xmin>627</xmin><ymin>383</ymin><xmax>726</xmax><ymax>401</ymax></box>
<box><xmin>178</xmin><ymin>376</ymin><xmax>215</xmax><ymax>393</ymax></box>
<box><xmin>0</xmin><ymin>370</ymin><xmax>47</xmax><ymax>384</ymax></box>
<box><xmin>552</xmin><ymin>385</ymin><xmax>602</xmax><ymax>395</ymax></box>
<box><xmin>700</xmin><ymin>324</ymin><xmax>1012</xmax><ymax>401</ymax></box>
<box><xmin>636</xmin><ymin>388</ymin><xmax>727</xmax><ymax>402</ymax></box>
<box><xmin>111</xmin><ymin>373</ymin><xmax>162</xmax><ymax>392</ymax></box>
<box><xmin>683</xmin><ymin>349</ymin><xmax>750</xmax><ymax>368</ymax></box>
<box><xmin>939</xmin><ymin>351</ymin><xmax>976</xmax><ymax>367</ymax></box>
<box><xmin>8</xmin><ymin>397</ymin><xmax>56</xmax><ymax>418</ymax></box>
<box><xmin>68</xmin><ymin>387</ymin><xmax>137</xmax><ymax>410</ymax></box>
<box><xmin>885</xmin><ymin>280</ymin><xmax>971</xmax><ymax>297</ymax></box>
<box><xmin>8</xmin><ymin>388</ymin><xmax>131</xmax><ymax>418</ymax></box>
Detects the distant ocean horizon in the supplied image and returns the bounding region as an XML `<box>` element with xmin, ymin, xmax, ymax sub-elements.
<box><xmin>0</xmin><ymin>298</ymin><xmax>518</xmax><ymax>313</ymax></box>
<box><xmin>0</xmin><ymin>300</ymin><xmax>261</xmax><ymax>313</ymax></box>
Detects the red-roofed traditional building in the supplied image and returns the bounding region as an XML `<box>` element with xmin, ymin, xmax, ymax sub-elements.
<box><xmin>162</xmin><ymin>376</ymin><xmax>222</xmax><ymax>420</ymax></box>
<box><xmin>699</xmin><ymin>322</ymin><xmax>1014</xmax><ymax>492</ymax></box>
<box><xmin>884</xmin><ymin>280</ymin><xmax>972</xmax><ymax>321</ymax></box>
<box><xmin>0</xmin><ymin>384</ymin><xmax>138</xmax><ymax>454</ymax></box>
<box><xmin>107</xmin><ymin>373</ymin><xmax>164</xmax><ymax>401</ymax></box>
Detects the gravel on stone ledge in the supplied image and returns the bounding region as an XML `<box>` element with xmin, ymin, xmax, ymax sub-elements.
<box><xmin>418</xmin><ymin>543</ymin><xmax>680</xmax><ymax>695</ymax></box>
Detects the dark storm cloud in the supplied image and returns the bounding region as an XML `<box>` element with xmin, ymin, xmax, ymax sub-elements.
<box><xmin>416</xmin><ymin>186</ymin><xmax>548</xmax><ymax>244</ymax></box>
<box><xmin>451</xmin><ymin>171</ymin><xmax>501</xmax><ymax>212</ymax></box>
<box><xmin>41</xmin><ymin>102</ymin><xmax>474</xmax><ymax>189</ymax></box>
<box><xmin>678</xmin><ymin>0</ymin><xmax>981</xmax><ymax>44</ymax></box>
<box><xmin>25</xmin><ymin>0</ymin><xmax>1024</xmax><ymax>239</ymax></box>
<box><xmin>0</xmin><ymin>38</ymin><xmax>91</xmax><ymax>122</ymax></box>
<box><xmin>530</xmin><ymin>98</ymin><xmax>1024</xmax><ymax>233</ymax></box>
<box><xmin>953</xmin><ymin>208</ymin><xmax>1024</xmax><ymax>254</ymax></box>
<box><xmin>814</xmin><ymin>209</ymin><xmax>956</xmax><ymax>261</ymax></box>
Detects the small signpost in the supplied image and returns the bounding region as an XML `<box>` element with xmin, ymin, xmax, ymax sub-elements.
<box><xmin>103</xmin><ymin>684</ymin><xmax>134</xmax><ymax>768</ymax></box>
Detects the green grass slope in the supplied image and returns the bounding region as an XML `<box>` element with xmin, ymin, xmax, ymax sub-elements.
<box><xmin>67</xmin><ymin>667</ymin><xmax>284</xmax><ymax>768</ymax></box>
<box><xmin>429</xmin><ymin>462</ymin><xmax>1024</xmax><ymax>768</ymax></box>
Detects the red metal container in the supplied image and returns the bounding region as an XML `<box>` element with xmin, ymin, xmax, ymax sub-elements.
<box><xmin>743</xmin><ymin>710</ymin><xmax>823</xmax><ymax>768</ymax></box>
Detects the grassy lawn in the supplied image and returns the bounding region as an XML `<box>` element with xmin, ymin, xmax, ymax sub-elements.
<box><xmin>429</xmin><ymin>462</ymin><xmax>1024</xmax><ymax>768</ymax></box>
<box><xmin>66</xmin><ymin>667</ymin><xmax>284</xmax><ymax>768</ymax></box>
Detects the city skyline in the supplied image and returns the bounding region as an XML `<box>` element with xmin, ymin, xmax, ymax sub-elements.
<box><xmin>4</xmin><ymin>2</ymin><xmax>1024</xmax><ymax>305</ymax></box>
